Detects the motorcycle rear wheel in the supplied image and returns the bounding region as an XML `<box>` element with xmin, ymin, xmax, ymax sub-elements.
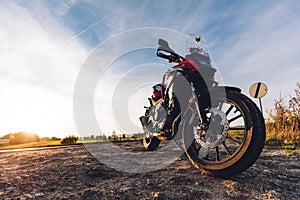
<box><xmin>182</xmin><ymin>91</ymin><xmax>266</xmax><ymax>177</ymax></box>
<box><xmin>143</xmin><ymin>135</ymin><xmax>160</xmax><ymax>151</ymax></box>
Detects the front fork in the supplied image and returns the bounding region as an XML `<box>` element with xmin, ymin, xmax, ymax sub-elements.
<box><xmin>140</xmin><ymin>115</ymin><xmax>148</xmax><ymax>127</ymax></box>
<box><xmin>185</xmin><ymin>94</ymin><xmax>208</xmax><ymax>129</ymax></box>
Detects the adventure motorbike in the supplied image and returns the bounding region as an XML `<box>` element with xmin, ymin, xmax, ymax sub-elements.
<box><xmin>139</xmin><ymin>36</ymin><xmax>266</xmax><ymax>177</ymax></box>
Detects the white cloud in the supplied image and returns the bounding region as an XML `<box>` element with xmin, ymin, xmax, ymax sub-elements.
<box><xmin>94</xmin><ymin>62</ymin><xmax>167</xmax><ymax>135</ymax></box>
<box><xmin>1</xmin><ymin>1</ymin><xmax>299</xmax><ymax>137</ymax></box>
<box><xmin>0</xmin><ymin>2</ymin><xmax>89</xmax><ymax>137</ymax></box>
<box><xmin>53</xmin><ymin>0</ymin><xmax>78</xmax><ymax>16</ymax></box>
<box><xmin>88</xmin><ymin>1</ymin><xmax>212</xmax><ymax>37</ymax></box>
<box><xmin>214</xmin><ymin>1</ymin><xmax>300</xmax><ymax>112</ymax></box>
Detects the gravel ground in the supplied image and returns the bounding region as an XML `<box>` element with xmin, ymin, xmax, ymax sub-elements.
<box><xmin>0</xmin><ymin>141</ymin><xmax>299</xmax><ymax>200</ymax></box>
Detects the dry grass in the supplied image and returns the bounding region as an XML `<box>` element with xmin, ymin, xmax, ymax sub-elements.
<box><xmin>266</xmin><ymin>82</ymin><xmax>300</xmax><ymax>148</ymax></box>
<box><xmin>0</xmin><ymin>140</ymin><xmax>63</xmax><ymax>150</ymax></box>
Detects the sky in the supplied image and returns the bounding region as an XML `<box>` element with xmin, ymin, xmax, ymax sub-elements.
<box><xmin>0</xmin><ymin>0</ymin><xmax>300</xmax><ymax>137</ymax></box>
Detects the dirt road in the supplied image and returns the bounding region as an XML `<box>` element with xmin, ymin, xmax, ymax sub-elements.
<box><xmin>0</xmin><ymin>141</ymin><xmax>299</xmax><ymax>199</ymax></box>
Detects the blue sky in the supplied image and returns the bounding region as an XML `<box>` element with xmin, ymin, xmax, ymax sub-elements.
<box><xmin>0</xmin><ymin>0</ymin><xmax>300</xmax><ymax>137</ymax></box>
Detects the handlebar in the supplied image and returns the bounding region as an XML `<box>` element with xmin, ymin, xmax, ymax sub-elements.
<box><xmin>156</xmin><ymin>38</ymin><xmax>185</xmax><ymax>63</ymax></box>
<box><xmin>156</xmin><ymin>48</ymin><xmax>185</xmax><ymax>63</ymax></box>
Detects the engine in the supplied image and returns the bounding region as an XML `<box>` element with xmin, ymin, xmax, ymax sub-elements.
<box><xmin>140</xmin><ymin>83</ymin><xmax>167</xmax><ymax>134</ymax></box>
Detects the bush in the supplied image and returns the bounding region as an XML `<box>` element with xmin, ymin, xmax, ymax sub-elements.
<box><xmin>61</xmin><ymin>135</ymin><xmax>78</xmax><ymax>145</ymax></box>
<box><xmin>266</xmin><ymin>82</ymin><xmax>300</xmax><ymax>147</ymax></box>
<box><xmin>9</xmin><ymin>132</ymin><xmax>40</xmax><ymax>145</ymax></box>
<box><xmin>50</xmin><ymin>137</ymin><xmax>61</xmax><ymax>141</ymax></box>
<box><xmin>40</xmin><ymin>137</ymin><xmax>61</xmax><ymax>142</ymax></box>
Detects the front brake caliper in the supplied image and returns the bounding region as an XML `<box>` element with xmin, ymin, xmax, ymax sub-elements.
<box><xmin>195</xmin><ymin>108</ymin><xmax>229</xmax><ymax>158</ymax></box>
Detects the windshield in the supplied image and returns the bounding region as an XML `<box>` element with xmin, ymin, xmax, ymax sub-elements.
<box><xmin>185</xmin><ymin>37</ymin><xmax>213</xmax><ymax>68</ymax></box>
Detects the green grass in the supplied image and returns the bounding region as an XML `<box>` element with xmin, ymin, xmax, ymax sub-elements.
<box><xmin>0</xmin><ymin>140</ymin><xmax>65</xmax><ymax>150</ymax></box>
<box><xmin>227</xmin><ymin>130</ymin><xmax>244</xmax><ymax>141</ymax></box>
<box><xmin>0</xmin><ymin>137</ymin><xmax>143</xmax><ymax>150</ymax></box>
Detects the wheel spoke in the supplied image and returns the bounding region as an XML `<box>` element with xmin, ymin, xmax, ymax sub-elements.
<box><xmin>184</xmin><ymin>91</ymin><xmax>262</xmax><ymax>168</ymax></box>
<box><xmin>218</xmin><ymin>102</ymin><xmax>224</xmax><ymax>110</ymax></box>
<box><xmin>228</xmin><ymin>114</ymin><xmax>242</xmax><ymax>123</ymax></box>
<box><xmin>216</xmin><ymin>146</ymin><xmax>220</xmax><ymax>161</ymax></box>
<box><xmin>205</xmin><ymin>152</ymin><xmax>210</xmax><ymax>160</ymax></box>
<box><xmin>234</xmin><ymin>107</ymin><xmax>240</xmax><ymax>113</ymax></box>
<box><xmin>222</xmin><ymin>142</ymin><xmax>232</xmax><ymax>155</ymax></box>
<box><xmin>228</xmin><ymin>127</ymin><xmax>245</xmax><ymax>130</ymax></box>
<box><xmin>227</xmin><ymin>135</ymin><xmax>242</xmax><ymax>144</ymax></box>
<box><xmin>225</xmin><ymin>105</ymin><xmax>234</xmax><ymax>116</ymax></box>
<box><xmin>195</xmin><ymin>142</ymin><xmax>201</xmax><ymax>150</ymax></box>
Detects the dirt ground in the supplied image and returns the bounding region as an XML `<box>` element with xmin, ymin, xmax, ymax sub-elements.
<box><xmin>0</xmin><ymin>141</ymin><xmax>299</xmax><ymax>200</ymax></box>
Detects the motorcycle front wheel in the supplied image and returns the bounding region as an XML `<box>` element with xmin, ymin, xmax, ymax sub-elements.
<box><xmin>182</xmin><ymin>91</ymin><xmax>266</xmax><ymax>177</ymax></box>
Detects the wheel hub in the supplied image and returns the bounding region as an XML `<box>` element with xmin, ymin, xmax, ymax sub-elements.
<box><xmin>194</xmin><ymin>108</ymin><xmax>229</xmax><ymax>158</ymax></box>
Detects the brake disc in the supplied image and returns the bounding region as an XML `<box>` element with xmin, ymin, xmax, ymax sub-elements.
<box><xmin>194</xmin><ymin>108</ymin><xmax>229</xmax><ymax>158</ymax></box>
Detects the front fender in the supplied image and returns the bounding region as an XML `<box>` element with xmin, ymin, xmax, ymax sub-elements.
<box><xmin>196</xmin><ymin>86</ymin><xmax>241</xmax><ymax>108</ymax></box>
<box><xmin>198</xmin><ymin>86</ymin><xmax>241</xmax><ymax>97</ymax></box>
<box><xmin>207</xmin><ymin>86</ymin><xmax>241</xmax><ymax>94</ymax></box>
<box><xmin>221</xmin><ymin>86</ymin><xmax>241</xmax><ymax>93</ymax></box>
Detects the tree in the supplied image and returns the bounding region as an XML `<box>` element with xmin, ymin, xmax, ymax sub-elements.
<box><xmin>100</xmin><ymin>134</ymin><xmax>107</xmax><ymax>141</ymax></box>
<box><xmin>61</xmin><ymin>135</ymin><xmax>78</xmax><ymax>145</ymax></box>
<box><xmin>111</xmin><ymin>130</ymin><xmax>117</xmax><ymax>141</ymax></box>
<box><xmin>9</xmin><ymin>132</ymin><xmax>40</xmax><ymax>145</ymax></box>
<box><xmin>1</xmin><ymin>133</ymin><xmax>14</xmax><ymax>140</ymax></box>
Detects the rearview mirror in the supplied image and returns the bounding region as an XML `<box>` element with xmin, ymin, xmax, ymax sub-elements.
<box><xmin>158</xmin><ymin>39</ymin><xmax>174</xmax><ymax>53</ymax></box>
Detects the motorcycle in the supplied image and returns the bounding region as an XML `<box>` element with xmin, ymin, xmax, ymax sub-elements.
<box><xmin>139</xmin><ymin>36</ymin><xmax>266</xmax><ymax>177</ymax></box>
